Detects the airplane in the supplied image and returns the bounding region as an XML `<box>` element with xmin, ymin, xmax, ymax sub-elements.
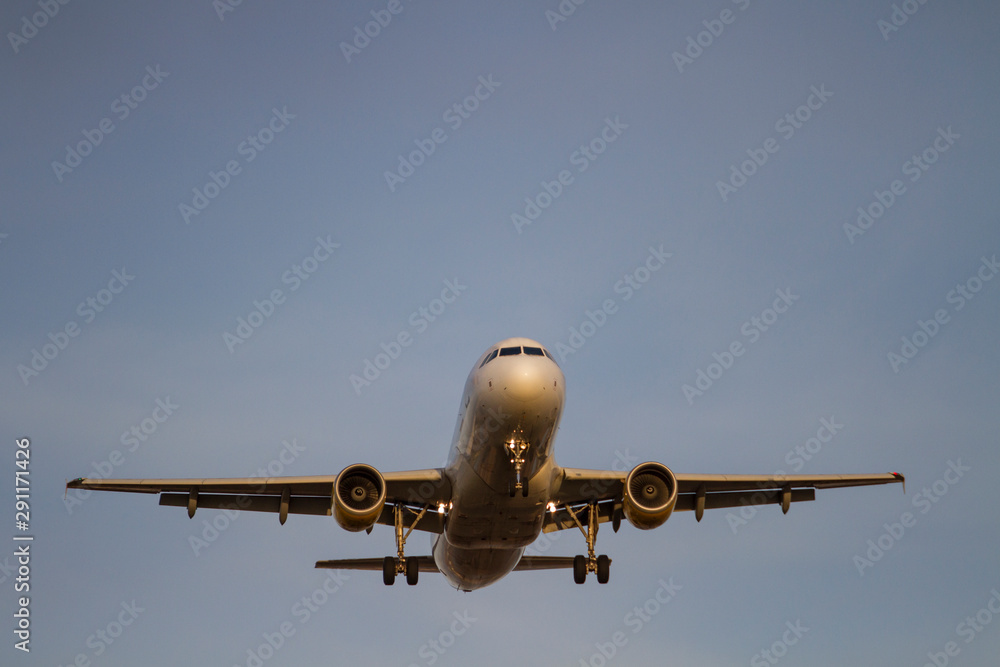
<box><xmin>68</xmin><ymin>337</ymin><xmax>904</xmax><ymax>591</ymax></box>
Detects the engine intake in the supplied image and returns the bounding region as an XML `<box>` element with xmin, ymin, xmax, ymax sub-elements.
<box><xmin>333</xmin><ymin>464</ymin><xmax>386</xmax><ymax>532</ymax></box>
<box><xmin>623</xmin><ymin>462</ymin><xmax>678</xmax><ymax>530</ymax></box>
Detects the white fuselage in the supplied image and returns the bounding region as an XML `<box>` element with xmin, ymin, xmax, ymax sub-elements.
<box><xmin>432</xmin><ymin>337</ymin><xmax>565</xmax><ymax>590</ymax></box>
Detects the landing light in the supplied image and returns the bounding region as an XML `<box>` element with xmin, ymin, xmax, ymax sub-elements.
<box><xmin>547</xmin><ymin>502</ymin><xmax>557</xmax><ymax>514</ymax></box>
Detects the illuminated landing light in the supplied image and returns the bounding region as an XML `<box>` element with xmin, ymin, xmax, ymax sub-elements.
<box><xmin>547</xmin><ymin>502</ymin><xmax>557</xmax><ymax>514</ymax></box>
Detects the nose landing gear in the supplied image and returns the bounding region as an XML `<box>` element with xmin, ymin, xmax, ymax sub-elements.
<box><xmin>565</xmin><ymin>501</ymin><xmax>611</xmax><ymax>584</ymax></box>
<box><xmin>506</xmin><ymin>430</ymin><xmax>530</xmax><ymax>497</ymax></box>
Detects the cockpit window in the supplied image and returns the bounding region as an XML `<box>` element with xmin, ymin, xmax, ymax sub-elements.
<box><xmin>479</xmin><ymin>349</ymin><xmax>499</xmax><ymax>367</ymax></box>
<box><xmin>499</xmin><ymin>346</ymin><xmax>521</xmax><ymax>356</ymax></box>
<box><xmin>523</xmin><ymin>346</ymin><xmax>544</xmax><ymax>356</ymax></box>
<box><xmin>543</xmin><ymin>349</ymin><xmax>559</xmax><ymax>365</ymax></box>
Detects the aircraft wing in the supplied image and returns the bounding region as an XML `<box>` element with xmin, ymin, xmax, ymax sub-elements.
<box><xmin>545</xmin><ymin>468</ymin><xmax>904</xmax><ymax>532</ymax></box>
<box><xmin>67</xmin><ymin>469</ymin><xmax>451</xmax><ymax>532</ymax></box>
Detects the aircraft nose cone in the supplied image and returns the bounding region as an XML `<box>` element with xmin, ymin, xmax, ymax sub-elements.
<box><xmin>502</xmin><ymin>362</ymin><xmax>546</xmax><ymax>402</ymax></box>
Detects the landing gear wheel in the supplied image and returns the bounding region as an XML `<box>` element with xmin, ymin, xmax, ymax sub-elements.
<box><xmin>521</xmin><ymin>480</ymin><xmax>529</xmax><ymax>497</ymax></box>
<box><xmin>382</xmin><ymin>556</ymin><xmax>396</xmax><ymax>586</ymax></box>
<box><xmin>406</xmin><ymin>556</ymin><xmax>419</xmax><ymax>585</ymax></box>
<box><xmin>596</xmin><ymin>555</ymin><xmax>610</xmax><ymax>584</ymax></box>
<box><xmin>573</xmin><ymin>555</ymin><xmax>587</xmax><ymax>584</ymax></box>
<box><xmin>508</xmin><ymin>480</ymin><xmax>515</xmax><ymax>498</ymax></box>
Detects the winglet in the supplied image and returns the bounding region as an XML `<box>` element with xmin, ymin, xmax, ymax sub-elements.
<box><xmin>891</xmin><ymin>472</ymin><xmax>905</xmax><ymax>494</ymax></box>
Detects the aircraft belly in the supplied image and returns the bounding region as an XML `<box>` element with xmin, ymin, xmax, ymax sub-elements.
<box><xmin>432</xmin><ymin>535</ymin><xmax>524</xmax><ymax>591</ymax></box>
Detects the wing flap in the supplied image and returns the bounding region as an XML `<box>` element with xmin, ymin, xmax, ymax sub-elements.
<box><xmin>674</xmin><ymin>487</ymin><xmax>815</xmax><ymax>512</ymax></box>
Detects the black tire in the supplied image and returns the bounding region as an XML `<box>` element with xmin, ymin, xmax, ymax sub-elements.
<box><xmin>406</xmin><ymin>557</ymin><xmax>419</xmax><ymax>585</ymax></box>
<box><xmin>573</xmin><ymin>555</ymin><xmax>587</xmax><ymax>584</ymax></box>
<box><xmin>521</xmin><ymin>479</ymin><xmax>529</xmax><ymax>497</ymax></box>
<box><xmin>596</xmin><ymin>555</ymin><xmax>610</xmax><ymax>584</ymax></box>
<box><xmin>382</xmin><ymin>556</ymin><xmax>396</xmax><ymax>586</ymax></box>
<box><xmin>508</xmin><ymin>480</ymin><xmax>515</xmax><ymax>498</ymax></box>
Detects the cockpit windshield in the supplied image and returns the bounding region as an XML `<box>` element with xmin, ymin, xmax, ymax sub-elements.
<box><xmin>479</xmin><ymin>343</ymin><xmax>558</xmax><ymax>368</ymax></box>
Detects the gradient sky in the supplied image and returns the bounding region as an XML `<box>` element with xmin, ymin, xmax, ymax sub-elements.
<box><xmin>3</xmin><ymin>1</ymin><xmax>999</xmax><ymax>665</ymax></box>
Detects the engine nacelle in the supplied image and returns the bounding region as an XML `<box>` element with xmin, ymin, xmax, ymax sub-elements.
<box><xmin>623</xmin><ymin>462</ymin><xmax>678</xmax><ymax>530</ymax></box>
<box><xmin>333</xmin><ymin>464</ymin><xmax>387</xmax><ymax>532</ymax></box>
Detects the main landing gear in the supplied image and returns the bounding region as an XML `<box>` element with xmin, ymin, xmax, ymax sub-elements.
<box><xmin>382</xmin><ymin>503</ymin><xmax>428</xmax><ymax>586</ymax></box>
<box><xmin>565</xmin><ymin>501</ymin><xmax>611</xmax><ymax>584</ymax></box>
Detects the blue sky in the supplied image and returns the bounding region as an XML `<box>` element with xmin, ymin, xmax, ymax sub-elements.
<box><xmin>3</xmin><ymin>1</ymin><xmax>999</xmax><ymax>665</ymax></box>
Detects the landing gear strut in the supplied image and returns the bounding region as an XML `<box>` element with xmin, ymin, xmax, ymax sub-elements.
<box><xmin>382</xmin><ymin>503</ymin><xmax>428</xmax><ymax>586</ymax></box>
<box><xmin>506</xmin><ymin>429</ymin><xmax>530</xmax><ymax>497</ymax></box>
<box><xmin>565</xmin><ymin>501</ymin><xmax>611</xmax><ymax>584</ymax></box>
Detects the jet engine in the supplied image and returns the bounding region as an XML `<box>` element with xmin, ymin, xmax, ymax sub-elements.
<box><xmin>333</xmin><ymin>464</ymin><xmax>387</xmax><ymax>532</ymax></box>
<box><xmin>622</xmin><ymin>462</ymin><xmax>678</xmax><ymax>530</ymax></box>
